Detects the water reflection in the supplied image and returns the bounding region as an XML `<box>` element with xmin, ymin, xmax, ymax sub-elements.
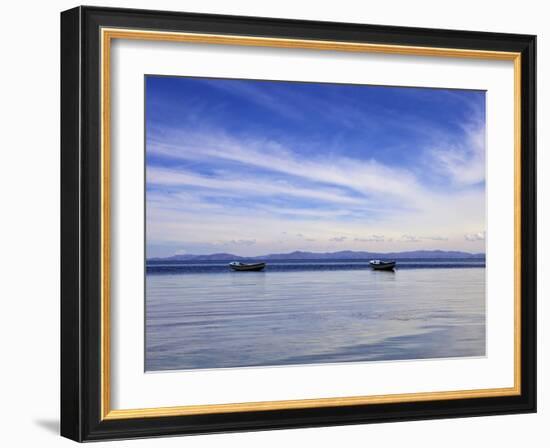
<box><xmin>145</xmin><ymin>267</ymin><xmax>485</xmax><ymax>371</ymax></box>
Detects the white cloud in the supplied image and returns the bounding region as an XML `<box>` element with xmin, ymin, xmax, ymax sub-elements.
<box><xmin>401</xmin><ymin>234</ymin><xmax>421</xmax><ymax>243</ymax></box>
<box><xmin>430</xmin><ymin>125</ymin><xmax>485</xmax><ymax>186</ymax></box>
<box><xmin>464</xmin><ymin>231</ymin><xmax>486</xmax><ymax>242</ymax></box>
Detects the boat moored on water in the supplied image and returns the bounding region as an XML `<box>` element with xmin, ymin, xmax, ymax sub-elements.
<box><xmin>228</xmin><ymin>261</ymin><xmax>266</xmax><ymax>272</ymax></box>
<box><xmin>369</xmin><ymin>259</ymin><xmax>396</xmax><ymax>271</ymax></box>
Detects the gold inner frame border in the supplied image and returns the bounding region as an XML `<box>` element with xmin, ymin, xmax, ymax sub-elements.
<box><xmin>99</xmin><ymin>27</ymin><xmax>522</xmax><ymax>421</ymax></box>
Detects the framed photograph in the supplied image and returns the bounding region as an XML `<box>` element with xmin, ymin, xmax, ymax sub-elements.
<box><xmin>61</xmin><ymin>6</ymin><xmax>536</xmax><ymax>442</ymax></box>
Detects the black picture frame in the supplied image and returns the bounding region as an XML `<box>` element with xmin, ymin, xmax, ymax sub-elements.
<box><xmin>61</xmin><ymin>5</ymin><xmax>536</xmax><ymax>442</ymax></box>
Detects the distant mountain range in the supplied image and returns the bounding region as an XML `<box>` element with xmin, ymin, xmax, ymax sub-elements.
<box><xmin>148</xmin><ymin>250</ymin><xmax>485</xmax><ymax>262</ymax></box>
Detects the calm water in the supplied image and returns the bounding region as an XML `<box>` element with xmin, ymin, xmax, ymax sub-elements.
<box><xmin>145</xmin><ymin>260</ymin><xmax>485</xmax><ymax>371</ymax></box>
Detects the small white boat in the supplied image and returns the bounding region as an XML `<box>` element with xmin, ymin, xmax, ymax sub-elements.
<box><xmin>229</xmin><ymin>261</ymin><xmax>266</xmax><ymax>272</ymax></box>
<box><xmin>369</xmin><ymin>259</ymin><xmax>396</xmax><ymax>271</ymax></box>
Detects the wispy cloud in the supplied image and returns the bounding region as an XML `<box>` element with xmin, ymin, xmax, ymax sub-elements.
<box><xmin>147</xmin><ymin>132</ymin><xmax>486</xmax><ymax>254</ymax></box>
<box><xmin>147</xmin><ymin>166</ymin><xmax>363</xmax><ymax>206</ymax></box>
<box><xmin>226</xmin><ymin>239</ymin><xmax>256</xmax><ymax>246</ymax></box>
<box><xmin>148</xmin><ymin>131</ymin><xmax>424</xmax><ymax>206</ymax></box>
<box><xmin>329</xmin><ymin>236</ymin><xmax>347</xmax><ymax>243</ymax></box>
<box><xmin>355</xmin><ymin>235</ymin><xmax>385</xmax><ymax>242</ymax></box>
<box><xmin>430</xmin><ymin>125</ymin><xmax>485</xmax><ymax>186</ymax></box>
<box><xmin>198</xmin><ymin>79</ymin><xmax>306</xmax><ymax>121</ymax></box>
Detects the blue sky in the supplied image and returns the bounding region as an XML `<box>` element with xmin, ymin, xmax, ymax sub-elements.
<box><xmin>146</xmin><ymin>76</ymin><xmax>486</xmax><ymax>258</ymax></box>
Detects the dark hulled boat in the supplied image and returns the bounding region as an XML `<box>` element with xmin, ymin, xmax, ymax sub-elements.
<box><xmin>228</xmin><ymin>262</ymin><xmax>266</xmax><ymax>272</ymax></box>
<box><xmin>369</xmin><ymin>259</ymin><xmax>396</xmax><ymax>271</ymax></box>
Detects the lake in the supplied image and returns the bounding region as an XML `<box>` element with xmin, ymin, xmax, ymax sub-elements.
<box><xmin>145</xmin><ymin>259</ymin><xmax>485</xmax><ymax>371</ymax></box>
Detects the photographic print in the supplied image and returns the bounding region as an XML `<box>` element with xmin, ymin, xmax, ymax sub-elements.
<box><xmin>61</xmin><ymin>9</ymin><xmax>536</xmax><ymax>440</ymax></box>
<box><xmin>145</xmin><ymin>76</ymin><xmax>487</xmax><ymax>372</ymax></box>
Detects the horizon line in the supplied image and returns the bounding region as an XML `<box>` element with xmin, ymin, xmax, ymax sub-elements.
<box><xmin>149</xmin><ymin>248</ymin><xmax>486</xmax><ymax>260</ymax></box>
